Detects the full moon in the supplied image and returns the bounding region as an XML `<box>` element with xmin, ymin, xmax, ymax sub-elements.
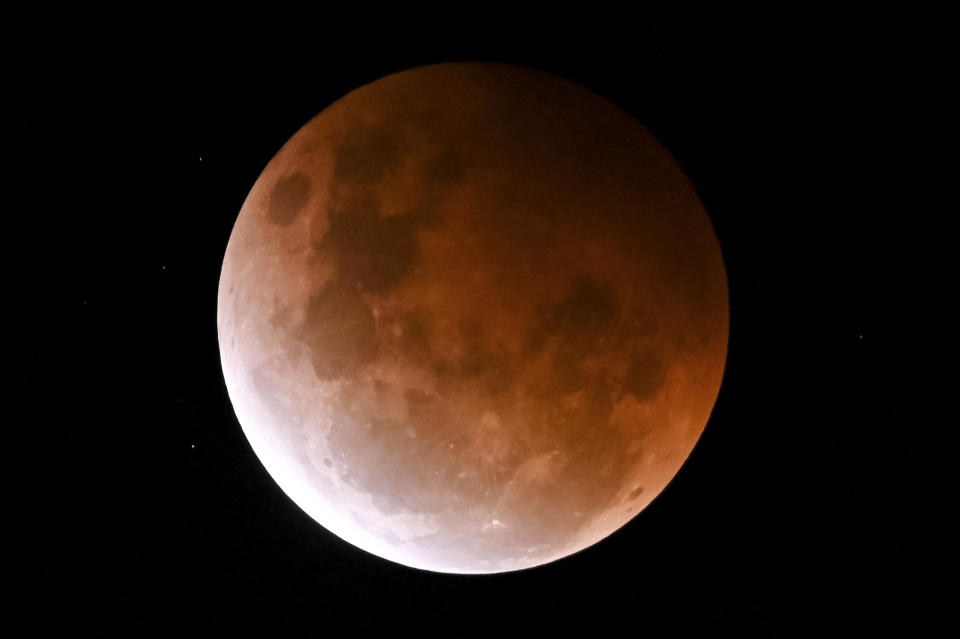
<box><xmin>217</xmin><ymin>63</ymin><xmax>728</xmax><ymax>574</ymax></box>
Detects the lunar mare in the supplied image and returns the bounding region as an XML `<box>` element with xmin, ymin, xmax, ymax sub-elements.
<box><xmin>217</xmin><ymin>63</ymin><xmax>728</xmax><ymax>573</ymax></box>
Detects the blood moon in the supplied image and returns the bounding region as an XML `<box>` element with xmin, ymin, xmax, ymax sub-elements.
<box><xmin>217</xmin><ymin>63</ymin><xmax>728</xmax><ymax>574</ymax></box>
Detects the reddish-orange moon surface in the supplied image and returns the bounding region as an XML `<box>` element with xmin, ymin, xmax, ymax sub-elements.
<box><xmin>217</xmin><ymin>63</ymin><xmax>728</xmax><ymax>573</ymax></box>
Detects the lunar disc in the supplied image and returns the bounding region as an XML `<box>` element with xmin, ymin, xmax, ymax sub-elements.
<box><xmin>217</xmin><ymin>63</ymin><xmax>728</xmax><ymax>574</ymax></box>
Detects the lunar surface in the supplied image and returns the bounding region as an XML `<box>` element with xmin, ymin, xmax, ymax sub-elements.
<box><xmin>217</xmin><ymin>63</ymin><xmax>728</xmax><ymax>573</ymax></box>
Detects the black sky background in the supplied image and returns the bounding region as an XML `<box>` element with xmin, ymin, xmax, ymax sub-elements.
<box><xmin>11</xmin><ymin>6</ymin><xmax>952</xmax><ymax>636</ymax></box>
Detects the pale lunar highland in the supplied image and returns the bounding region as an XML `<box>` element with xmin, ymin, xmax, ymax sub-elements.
<box><xmin>218</xmin><ymin>63</ymin><xmax>728</xmax><ymax>573</ymax></box>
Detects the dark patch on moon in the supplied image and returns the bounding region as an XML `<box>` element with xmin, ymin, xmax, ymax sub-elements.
<box><xmin>321</xmin><ymin>124</ymin><xmax>471</xmax><ymax>297</ymax></box>
<box><xmin>523</xmin><ymin>276</ymin><xmax>623</xmax><ymax>395</ymax></box>
<box><xmin>628</xmin><ymin>486</ymin><xmax>645</xmax><ymax>500</ymax></box>
<box><xmin>527</xmin><ymin>276</ymin><xmax>620</xmax><ymax>356</ymax></box>
<box><xmin>398</xmin><ymin>309</ymin><xmax>434</xmax><ymax>365</ymax></box>
<box><xmin>423</xmin><ymin>146</ymin><xmax>470</xmax><ymax>186</ymax></box>
<box><xmin>300</xmin><ymin>283</ymin><xmax>378</xmax><ymax>380</ymax></box>
<box><xmin>452</xmin><ymin>319</ymin><xmax>513</xmax><ymax>396</ymax></box>
<box><xmin>455</xmin><ymin>320</ymin><xmax>496</xmax><ymax>378</ymax></box>
<box><xmin>624</xmin><ymin>349</ymin><xmax>667</xmax><ymax>401</ymax></box>
<box><xmin>546</xmin><ymin>276</ymin><xmax>619</xmax><ymax>335</ymax></box>
<box><xmin>549</xmin><ymin>345</ymin><xmax>590</xmax><ymax>394</ymax></box>
<box><xmin>268</xmin><ymin>172</ymin><xmax>311</xmax><ymax>226</ymax></box>
<box><xmin>333</xmin><ymin>125</ymin><xmax>404</xmax><ymax>185</ymax></box>
<box><xmin>320</xmin><ymin>198</ymin><xmax>422</xmax><ymax>293</ymax></box>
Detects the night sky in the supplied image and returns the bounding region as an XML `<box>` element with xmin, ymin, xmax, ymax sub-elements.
<box><xmin>13</xmin><ymin>7</ymin><xmax>951</xmax><ymax>636</ymax></box>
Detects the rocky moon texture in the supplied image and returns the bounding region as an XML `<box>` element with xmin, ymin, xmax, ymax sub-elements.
<box><xmin>217</xmin><ymin>63</ymin><xmax>728</xmax><ymax>573</ymax></box>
